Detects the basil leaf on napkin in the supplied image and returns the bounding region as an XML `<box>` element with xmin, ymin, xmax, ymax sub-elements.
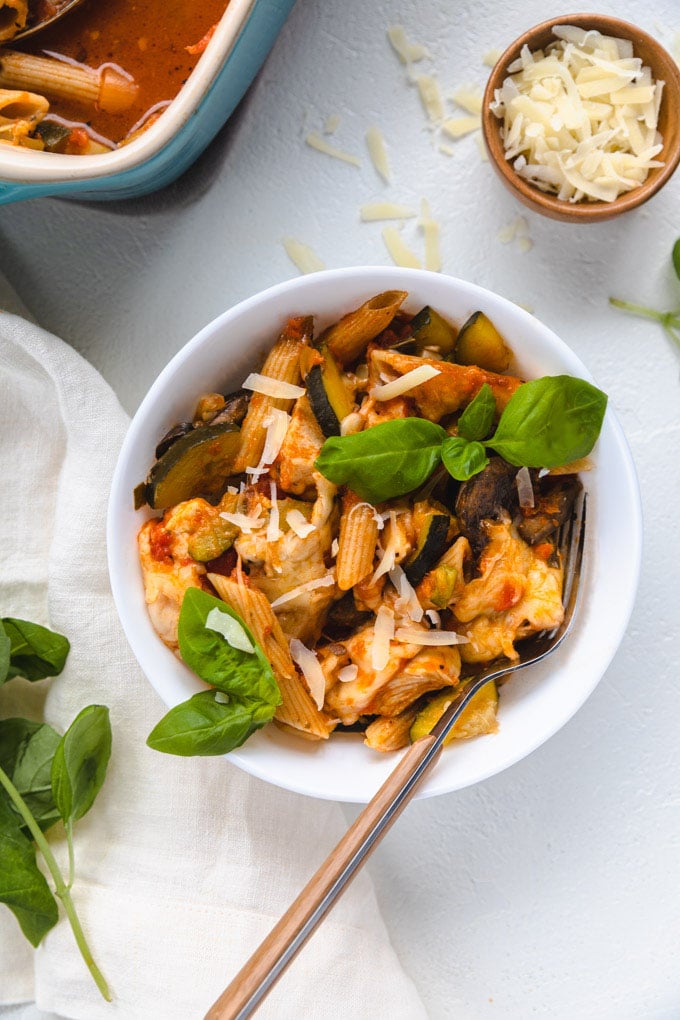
<box><xmin>0</xmin><ymin>794</ymin><xmax>58</xmax><ymax>947</ymax></box>
<box><xmin>487</xmin><ymin>376</ymin><xmax>608</xmax><ymax>468</ymax></box>
<box><xmin>1</xmin><ymin>617</ymin><xmax>70</xmax><ymax>682</ymax></box>
<box><xmin>147</xmin><ymin>589</ymin><xmax>281</xmax><ymax>757</ymax></box>
<box><xmin>0</xmin><ymin>719</ymin><xmax>61</xmax><ymax>831</ymax></box>
<box><xmin>51</xmin><ymin>705</ymin><xmax>112</xmax><ymax>824</ymax></box>
<box><xmin>315</xmin><ymin>418</ymin><xmax>447</xmax><ymax>503</ymax></box>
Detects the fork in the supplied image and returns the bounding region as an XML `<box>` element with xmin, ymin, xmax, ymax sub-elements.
<box><xmin>204</xmin><ymin>491</ymin><xmax>587</xmax><ymax>1020</ymax></box>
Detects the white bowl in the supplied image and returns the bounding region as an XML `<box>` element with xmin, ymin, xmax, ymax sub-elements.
<box><xmin>107</xmin><ymin>267</ymin><xmax>642</xmax><ymax>803</ymax></box>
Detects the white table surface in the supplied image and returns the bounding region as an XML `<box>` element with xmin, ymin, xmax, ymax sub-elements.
<box><xmin>2</xmin><ymin>0</ymin><xmax>679</xmax><ymax>1017</ymax></box>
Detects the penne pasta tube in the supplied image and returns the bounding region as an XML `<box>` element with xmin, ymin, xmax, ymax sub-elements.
<box><xmin>322</xmin><ymin>290</ymin><xmax>407</xmax><ymax>364</ymax></box>
<box><xmin>0</xmin><ymin>50</ymin><xmax>138</xmax><ymax>113</ymax></box>
<box><xmin>232</xmin><ymin>316</ymin><xmax>312</xmax><ymax>474</ymax></box>
<box><xmin>0</xmin><ymin>87</ymin><xmax>48</xmax><ymax>146</ymax></box>
<box><xmin>335</xmin><ymin>494</ymin><xmax>379</xmax><ymax>591</ymax></box>
<box><xmin>207</xmin><ymin>573</ymin><xmax>333</xmax><ymax>740</ymax></box>
<box><xmin>0</xmin><ymin>0</ymin><xmax>27</xmax><ymax>44</ymax></box>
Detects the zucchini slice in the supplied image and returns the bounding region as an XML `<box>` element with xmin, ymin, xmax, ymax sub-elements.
<box><xmin>145</xmin><ymin>422</ymin><xmax>241</xmax><ymax>510</ymax></box>
<box><xmin>453</xmin><ymin>311</ymin><xmax>511</xmax><ymax>373</ymax></box>
<box><xmin>305</xmin><ymin>344</ymin><xmax>354</xmax><ymax>437</ymax></box>
<box><xmin>404</xmin><ymin>511</ymin><xmax>450</xmax><ymax>586</ymax></box>
<box><xmin>410</xmin><ymin>306</ymin><xmax>458</xmax><ymax>355</ymax></box>
<box><xmin>409</xmin><ymin>681</ymin><xmax>498</xmax><ymax>744</ymax></box>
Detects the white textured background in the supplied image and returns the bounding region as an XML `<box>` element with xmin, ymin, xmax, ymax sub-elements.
<box><xmin>1</xmin><ymin>0</ymin><xmax>679</xmax><ymax>1016</ymax></box>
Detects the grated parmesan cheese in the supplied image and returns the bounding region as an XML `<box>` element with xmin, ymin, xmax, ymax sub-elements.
<box><xmin>285</xmin><ymin>508</ymin><xmax>316</xmax><ymax>539</ymax></box>
<box><xmin>246</xmin><ymin>408</ymin><xmax>291</xmax><ymax>479</ymax></box>
<box><xmin>324</xmin><ymin>114</ymin><xmax>341</xmax><ymax>134</ymax></box>
<box><xmin>372</xmin><ymin>363</ymin><xmax>440</xmax><ymax>400</ymax></box>
<box><xmin>305</xmin><ymin>131</ymin><xmax>362</xmax><ymax>167</ymax></box>
<box><xmin>419</xmin><ymin>198</ymin><xmax>441</xmax><ymax>272</ymax></box>
<box><xmin>365</xmin><ymin>126</ymin><xmax>391</xmax><ymax>183</ymax></box>
<box><xmin>338</xmin><ymin>663</ymin><xmax>359</xmax><ymax>683</ymax></box>
<box><xmin>372</xmin><ymin>605</ymin><xmax>395</xmax><ymax>671</ymax></box>
<box><xmin>382</xmin><ymin>226</ymin><xmax>422</xmax><ymax>269</ymax></box>
<box><xmin>483</xmin><ymin>48</ymin><xmax>502</xmax><ymax>68</ymax></box>
<box><xmin>360</xmin><ymin>202</ymin><xmax>417</xmax><ymax>221</ymax></box>
<box><xmin>395</xmin><ymin>627</ymin><xmax>468</xmax><ymax>646</ymax></box>
<box><xmin>242</xmin><ymin>374</ymin><xmax>305</xmax><ymax>400</ymax></box>
<box><xmin>389</xmin><ymin>563</ymin><xmax>424</xmax><ymax>623</ymax></box>
<box><xmin>220</xmin><ymin>507</ymin><xmax>266</xmax><ymax>534</ymax></box>
<box><xmin>490</xmin><ymin>25</ymin><xmax>665</xmax><ymax>202</ymax></box>
<box><xmin>425</xmin><ymin>609</ymin><xmax>441</xmax><ymax>628</ymax></box>
<box><xmin>289</xmin><ymin>638</ymin><xmax>326</xmax><ymax>710</ymax></box>
<box><xmin>442</xmin><ymin>115</ymin><xmax>481</xmax><ymax>139</ymax></box>
<box><xmin>387</xmin><ymin>25</ymin><xmax>430</xmax><ymax>66</ymax></box>
<box><xmin>416</xmin><ymin>74</ymin><xmax>445</xmax><ymax>124</ymax></box>
<box><xmin>267</xmin><ymin>481</ymin><xmax>282</xmax><ymax>543</ymax></box>
<box><xmin>451</xmin><ymin>84</ymin><xmax>483</xmax><ymax>115</ymax></box>
<box><xmin>205</xmin><ymin>608</ymin><xmax>255</xmax><ymax>654</ymax></box>
<box><xmin>282</xmin><ymin>237</ymin><xmax>325</xmax><ymax>275</ymax></box>
<box><xmin>270</xmin><ymin>574</ymin><xmax>335</xmax><ymax>609</ymax></box>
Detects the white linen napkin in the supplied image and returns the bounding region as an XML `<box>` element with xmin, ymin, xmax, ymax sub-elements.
<box><xmin>0</xmin><ymin>293</ymin><xmax>426</xmax><ymax>1020</ymax></box>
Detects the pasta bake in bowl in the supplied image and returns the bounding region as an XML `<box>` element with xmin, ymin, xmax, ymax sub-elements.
<box><xmin>107</xmin><ymin>268</ymin><xmax>642</xmax><ymax>803</ymax></box>
<box><xmin>0</xmin><ymin>0</ymin><xmax>295</xmax><ymax>204</ymax></box>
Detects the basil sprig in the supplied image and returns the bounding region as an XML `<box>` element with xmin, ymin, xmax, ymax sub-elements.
<box><xmin>609</xmin><ymin>236</ymin><xmax>680</xmax><ymax>351</ymax></box>
<box><xmin>315</xmin><ymin>375</ymin><xmax>607</xmax><ymax>500</ymax></box>
<box><xmin>147</xmin><ymin>589</ymin><xmax>281</xmax><ymax>757</ymax></box>
<box><xmin>0</xmin><ymin>618</ymin><xmax>112</xmax><ymax>1000</ymax></box>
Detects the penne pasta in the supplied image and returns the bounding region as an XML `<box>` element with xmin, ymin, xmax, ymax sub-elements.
<box><xmin>232</xmin><ymin>316</ymin><xmax>312</xmax><ymax>474</ymax></box>
<box><xmin>207</xmin><ymin>573</ymin><xmax>333</xmax><ymax>740</ymax></box>
<box><xmin>335</xmin><ymin>494</ymin><xmax>379</xmax><ymax>591</ymax></box>
<box><xmin>0</xmin><ymin>50</ymin><xmax>138</xmax><ymax>113</ymax></box>
<box><xmin>323</xmin><ymin>290</ymin><xmax>407</xmax><ymax>364</ymax></box>
<box><xmin>0</xmin><ymin>0</ymin><xmax>27</xmax><ymax>43</ymax></box>
<box><xmin>0</xmin><ymin>87</ymin><xmax>48</xmax><ymax>146</ymax></box>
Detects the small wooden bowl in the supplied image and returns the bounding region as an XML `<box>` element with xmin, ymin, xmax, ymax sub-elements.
<box><xmin>481</xmin><ymin>14</ymin><xmax>680</xmax><ymax>223</ymax></box>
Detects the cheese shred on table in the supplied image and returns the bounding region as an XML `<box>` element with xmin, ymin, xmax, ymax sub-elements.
<box><xmin>490</xmin><ymin>24</ymin><xmax>665</xmax><ymax>202</ymax></box>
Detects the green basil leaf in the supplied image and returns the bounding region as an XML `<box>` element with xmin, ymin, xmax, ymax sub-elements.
<box><xmin>2</xmin><ymin>618</ymin><xmax>70</xmax><ymax>682</ymax></box>
<box><xmin>147</xmin><ymin>689</ymin><xmax>272</xmax><ymax>756</ymax></box>
<box><xmin>487</xmin><ymin>376</ymin><xmax>608</xmax><ymax>468</ymax></box>
<box><xmin>178</xmin><ymin>589</ymin><xmax>280</xmax><ymax>706</ymax></box>
<box><xmin>315</xmin><ymin>418</ymin><xmax>447</xmax><ymax>503</ymax></box>
<box><xmin>0</xmin><ymin>793</ymin><xmax>58</xmax><ymax>947</ymax></box>
<box><xmin>0</xmin><ymin>719</ymin><xmax>61</xmax><ymax>831</ymax></box>
<box><xmin>673</xmin><ymin>238</ymin><xmax>680</xmax><ymax>282</ymax></box>
<box><xmin>441</xmin><ymin>437</ymin><xmax>489</xmax><ymax>481</ymax></box>
<box><xmin>457</xmin><ymin>383</ymin><xmax>496</xmax><ymax>442</ymax></box>
<box><xmin>51</xmin><ymin>705</ymin><xmax>112</xmax><ymax>824</ymax></box>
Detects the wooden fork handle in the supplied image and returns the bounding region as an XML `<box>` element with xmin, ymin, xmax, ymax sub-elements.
<box><xmin>204</xmin><ymin>733</ymin><xmax>440</xmax><ymax>1020</ymax></box>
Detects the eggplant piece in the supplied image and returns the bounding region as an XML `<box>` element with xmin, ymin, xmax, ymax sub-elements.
<box><xmin>145</xmin><ymin>422</ymin><xmax>241</xmax><ymax>510</ymax></box>
<box><xmin>305</xmin><ymin>344</ymin><xmax>354</xmax><ymax>437</ymax></box>
<box><xmin>155</xmin><ymin>421</ymin><xmax>194</xmax><ymax>459</ymax></box>
<box><xmin>453</xmin><ymin>311</ymin><xmax>512</xmax><ymax>373</ymax></box>
<box><xmin>324</xmin><ymin>593</ymin><xmax>372</xmax><ymax>642</ymax></box>
<box><xmin>455</xmin><ymin>456</ymin><xmax>518</xmax><ymax>554</ymax></box>
<box><xmin>410</xmin><ymin>306</ymin><xmax>458</xmax><ymax>355</ymax></box>
<box><xmin>404</xmin><ymin>511</ymin><xmax>450</xmax><ymax>586</ymax></box>
<box><xmin>209</xmin><ymin>391</ymin><xmax>249</xmax><ymax>428</ymax></box>
<box><xmin>518</xmin><ymin>474</ymin><xmax>582</xmax><ymax>545</ymax></box>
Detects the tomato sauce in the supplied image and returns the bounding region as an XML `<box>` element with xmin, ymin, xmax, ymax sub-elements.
<box><xmin>16</xmin><ymin>0</ymin><xmax>229</xmax><ymax>145</ymax></box>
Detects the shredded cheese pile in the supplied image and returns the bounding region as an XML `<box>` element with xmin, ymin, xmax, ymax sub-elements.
<box><xmin>490</xmin><ymin>24</ymin><xmax>665</xmax><ymax>203</ymax></box>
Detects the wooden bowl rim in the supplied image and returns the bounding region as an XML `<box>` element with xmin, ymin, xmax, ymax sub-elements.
<box><xmin>481</xmin><ymin>13</ymin><xmax>680</xmax><ymax>223</ymax></box>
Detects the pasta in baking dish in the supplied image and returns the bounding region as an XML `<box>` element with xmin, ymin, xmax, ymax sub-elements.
<box><xmin>136</xmin><ymin>292</ymin><xmax>597</xmax><ymax>756</ymax></box>
<box><xmin>0</xmin><ymin>0</ymin><xmax>228</xmax><ymax>153</ymax></box>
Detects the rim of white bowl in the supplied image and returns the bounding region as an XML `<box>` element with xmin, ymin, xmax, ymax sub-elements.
<box><xmin>107</xmin><ymin>267</ymin><xmax>643</xmax><ymax>803</ymax></box>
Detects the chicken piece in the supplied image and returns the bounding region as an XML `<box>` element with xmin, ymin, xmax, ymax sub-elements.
<box><xmin>365</xmin><ymin>644</ymin><xmax>461</xmax><ymax>717</ymax></box>
<box><xmin>247</xmin><ymin>474</ymin><xmax>339</xmax><ymax>644</ymax></box>
<box><xmin>137</xmin><ymin>501</ymin><xmax>209</xmax><ymax>648</ymax></box>
<box><xmin>324</xmin><ymin>624</ymin><xmax>423</xmax><ymax>725</ymax></box>
<box><xmin>364</xmin><ymin>707</ymin><xmax>419</xmax><ymax>752</ymax></box>
<box><xmin>452</xmin><ymin>519</ymin><xmax>563</xmax><ymax>663</ymax></box>
<box><xmin>274</xmin><ymin>395</ymin><xmax>325</xmax><ymax>498</ymax></box>
<box><xmin>370</xmin><ymin>348</ymin><xmax>521</xmax><ymax>421</ymax></box>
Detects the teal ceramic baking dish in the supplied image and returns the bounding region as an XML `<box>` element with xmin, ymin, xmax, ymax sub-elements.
<box><xmin>0</xmin><ymin>0</ymin><xmax>295</xmax><ymax>205</ymax></box>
